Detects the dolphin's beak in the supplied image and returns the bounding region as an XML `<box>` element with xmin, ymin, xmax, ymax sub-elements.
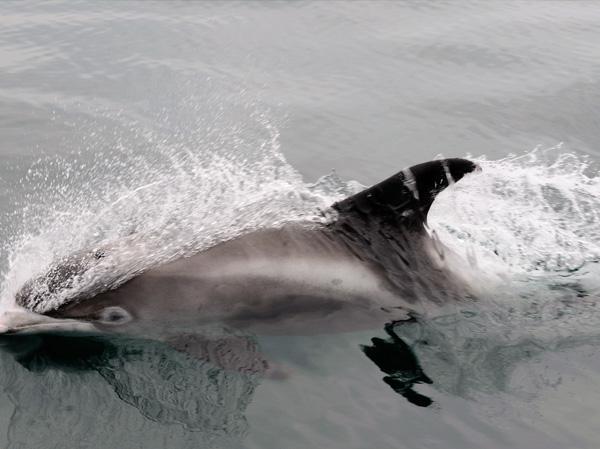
<box><xmin>0</xmin><ymin>309</ymin><xmax>97</xmax><ymax>335</ymax></box>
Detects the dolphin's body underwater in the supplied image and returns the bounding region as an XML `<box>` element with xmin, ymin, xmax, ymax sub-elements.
<box><xmin>1</xmin><ymin>158</ymin><xmax>479</xmax><ymax>339</ymax></box>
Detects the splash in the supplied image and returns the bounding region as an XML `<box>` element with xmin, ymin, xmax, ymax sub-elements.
<box><xmin>2</xmin><ymin>133</ymin><xmax>600</xmax><ymax>321</ymax></box>
<box><xmin>0</xmin><ymin>106</ymin><xmax>344</xmax><ymax>312</ymax></box>
<box><xmin>430</xmin><ymin>146</ymin><xmax>600</xmax><ymax>277</ymax></box>
<box><xmin>418</xmin><ymin>147</ymin><xmax>600</xmax><ymax>405</ymax></box>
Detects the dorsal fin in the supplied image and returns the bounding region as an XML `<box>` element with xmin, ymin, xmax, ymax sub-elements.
<box><xmin>333</xmin><ymin>158</ymin><xmax>478</xmax><ymax>232</ymax></box>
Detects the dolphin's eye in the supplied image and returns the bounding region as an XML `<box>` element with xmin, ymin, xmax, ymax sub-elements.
<box><xmin>96</xmin><ymin>306</ymin><xmax>132</xmax><ymax>325</ymax></box>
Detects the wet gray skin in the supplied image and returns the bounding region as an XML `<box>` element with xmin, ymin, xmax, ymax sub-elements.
<box><xmin>9</xmin><ymin>158</ymin><xmax>479</xmax><ymax>339</ymax></box>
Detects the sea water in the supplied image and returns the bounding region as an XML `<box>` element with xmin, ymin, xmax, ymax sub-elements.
<box><xmin>1</xmin><ymin>2</ymin><xmax>600</xmax><ymax>448</ymax></box>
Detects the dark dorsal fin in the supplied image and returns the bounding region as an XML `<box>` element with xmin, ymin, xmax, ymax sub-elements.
<box><xmin>333</xmin><ymin>158</ymin><xmax>479</xmax><ymax>232</ymax></box>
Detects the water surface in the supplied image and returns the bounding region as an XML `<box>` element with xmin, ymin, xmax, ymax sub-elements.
<box><xmin>1</xmin><ymin>2</ymin><xmax>600</xmax><ymax>448</ymax></box>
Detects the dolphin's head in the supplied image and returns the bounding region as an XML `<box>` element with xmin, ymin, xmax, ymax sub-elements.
<box><xmin>46</xmin><ymin>293</ymin><xmax>137</xmax><ymax>334</ymax></box>
<box><xmin>44</xmin><ymin>284</ymin><xmax>196</xmax><ymax>338</ymax></box>
<box><xmin>0</xmin><ymin>291</ymin><xmax>136</xmax><ymax>337</ymax></box>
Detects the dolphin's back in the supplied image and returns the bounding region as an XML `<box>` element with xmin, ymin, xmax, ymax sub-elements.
<box><xmin>328</xmin><ymin>158</ymin><xmax>478</xmax><ymax>301</ymax></box>
<box><xmin>334</xmin><ymin>158</ymin><xmax>478</xmax><ymax>232</ymax></box>
<box><xmin>11</xmin><ymin>158</ymin><xmax>478</xmax><ymax>331</ymax></box>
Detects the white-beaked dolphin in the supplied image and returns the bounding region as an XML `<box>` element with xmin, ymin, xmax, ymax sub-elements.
<box><xmin>1</xmin><ymin>158</ymin><xmax>480</xmax><ymax>338</ymax></box>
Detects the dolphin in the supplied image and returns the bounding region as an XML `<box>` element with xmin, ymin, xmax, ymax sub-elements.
<box><xmin>0</xmin><ymin>158</ymin><xmax>479</xmax><ymax>339</ymax></box>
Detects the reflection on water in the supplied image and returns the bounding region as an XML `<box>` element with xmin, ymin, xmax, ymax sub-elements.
<box><xmin>0</xmin><ymin>331</ymin><xmax>264</xmax><ymax>449</ymax></box>
<box><xmin>361</xmin><ymin>320</ymin><xmax>433</xmax><ymax>407</ymax></box>
<box><xmin>362</xmin><ymin>302</ymin><xmax>600</xmax><ymax>410</ymax></box>
<box><xmin>2</xmin><ymin>308</ymin><xmax>598</xmax><ymax>449</ymax></box>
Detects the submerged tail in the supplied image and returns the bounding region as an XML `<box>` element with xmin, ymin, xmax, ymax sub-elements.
<box><xmin>333</xmin><ymin>158</ymin><xmax>479</xmax><ymax>232</ymax></box>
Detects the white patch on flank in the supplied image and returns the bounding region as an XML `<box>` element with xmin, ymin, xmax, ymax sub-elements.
<box><xmin>203</xmin><ymin>256</ymin><xmax>400</xmax><ymax>306</ymax></box>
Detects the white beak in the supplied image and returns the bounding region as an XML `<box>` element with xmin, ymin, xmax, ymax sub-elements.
<box><xmin>0</xmin><ymin>308</ymin><xmax>97</xmax><ymax>335</ymax></box>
